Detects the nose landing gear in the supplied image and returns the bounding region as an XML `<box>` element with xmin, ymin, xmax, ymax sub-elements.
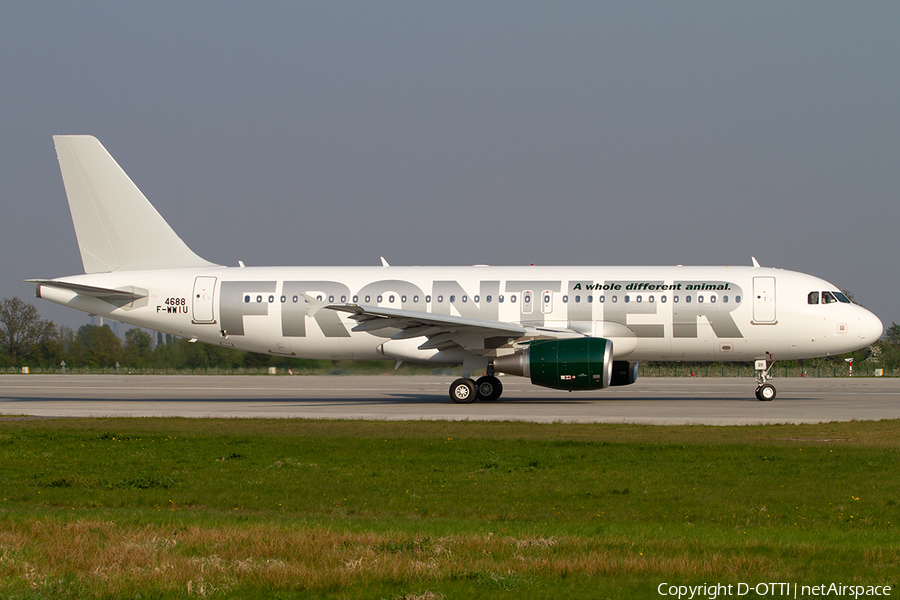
<box><xmin>755</xmin><ymin>359</ymin><xmax>776</xmax><ymax>401</ymax></box>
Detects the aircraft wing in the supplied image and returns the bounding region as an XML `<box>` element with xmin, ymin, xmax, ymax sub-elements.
<box><xmin>323</xmin><ymin>301</ymin><xmax>584</xmax><ymax>355</ymax></box>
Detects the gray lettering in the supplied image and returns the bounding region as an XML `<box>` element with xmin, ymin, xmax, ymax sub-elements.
<box><xmin>673</xmin><ymin>281</ymin><xmax>744</xmax><ymax>338</ymax></box>
<box><xmin>433</xmin><ymin>281</ymin><xmax>500</xmax><ymax>320</ymax></box>
<box><xmin>282</xmin><ymin>281</ymin><xmax>351</xmax><ymax>338</ymax></box>
<box><xmin>220</xmin><ymin>281</ymin><xmax>276</xmax><ymax>336</ymax></box>
<box><xmin>566</xmin><ymin>280</ymin><xmax>593</xmax><ymax>334</ymax></box>
<box><xmin>602</xmin><ymin>280</ymin><xmax>664</xmax><ymax>338</ymax></box>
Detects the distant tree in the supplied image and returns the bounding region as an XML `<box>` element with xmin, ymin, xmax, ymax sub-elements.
<box><xmin>0</xmin><ymin>297</ymin><xmax>56</xmax><ymax>365</ymax></box>
<box><xmin>884</xmin><ymin>322</ymin><xmax>900</xmax><ymax>347</ymax></box>
<box><xmin>76</xmin><ymin>324</ymin><xmax>122</xmax><ymax>367</ymax></box>
<box><xmin>123</xmin><ymin>328</ymin><xmax>153</xmax><ymax>367</ymax></box>
<box><xmin>54</xmin><ymin>326</ymin><xmax>77</xmax><ymax>362</ymax></box>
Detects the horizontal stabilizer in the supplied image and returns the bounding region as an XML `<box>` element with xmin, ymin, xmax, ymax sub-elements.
<box><xmin>26</xmin><ymin>279</ymin><xmax>148</xmax><ymax>300</ymax></box>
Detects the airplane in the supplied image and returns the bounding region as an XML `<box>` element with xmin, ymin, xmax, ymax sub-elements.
<box><xmin>28</xmin><ymin>135</ymin><xmax>884</xmax><ymax>403</ymax></box>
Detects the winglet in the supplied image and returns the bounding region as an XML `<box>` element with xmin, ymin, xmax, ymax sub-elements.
<box><xmin>380</xmin><ymin>256</ymin><xmax>390</xmax><ymax>267</ymax></box>
<box><xmin>53</xmin><ymin>135</ymin><xmax>220</xmax><ymax>273</ymax></box>
<box><xmin>751</xmin><ymin>257</ymin><xmax>761</xmax><ymax>268</ymax></box>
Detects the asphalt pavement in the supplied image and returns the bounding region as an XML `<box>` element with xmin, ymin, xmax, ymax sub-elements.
<box><xmin>1</xmin><ymin>375</ymin><xmax>898</xmax><ymax>425</ymax></box>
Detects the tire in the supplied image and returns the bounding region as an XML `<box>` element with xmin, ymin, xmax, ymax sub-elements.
<box><xmin>756</xmin><ymin>384</ymin><xmax>776</xmax><ymax>401</ymax></box>
<box><xmin>475</xmin><ymin>376</ymin><xmax>503</xmax><ymax>401</ymax></box>
<box><xmin>449</xmin><ymin>378</ymin><xmax>477</xmax><ymax>404</ymax></box>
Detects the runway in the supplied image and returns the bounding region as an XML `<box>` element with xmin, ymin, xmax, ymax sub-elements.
<box><xmin>1</xmin><ymin>374</ymin><xmax>898</xmax><ymax>425</ymax></box>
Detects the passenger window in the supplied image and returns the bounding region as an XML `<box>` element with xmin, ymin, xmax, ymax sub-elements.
<box><xmin>244</xmin><ymin>295</ymin><xmax>250</xmax><ymax>303</ymax></box>
<box><xmin>648</xmin><ymin>295</ymin><xmax>654</xmax><ymax>303</ymax></box>
<box><xmin>808</xmin><ymin>292</ymin><xmax>819</xmax><ymax>304</ymax></box>
<box><xmin>588</xmin><ymin>295</ymin><xmax>593</xmax><ymax>303</ymax></box>
<box><xmin>661</xmin><ymin>295</ymin><xmax>667</xmax><ymax>303</ymax></box>
<box><xmin>736</xmin><ymin>295</ymin><xmax>741</xmax><ymax>303</ymax></box>
<box><xmin>498</xmin><ymin>295</ymin><xmax>504</xmax><ymax>303</ymax></box>
<box><xmin>486</xmin><ymin>295</ymin><xmax>492</xmax><ymax>303</ymax></box>
<box><xmin>575</xmin><ymin>295</ymin><xmax>581</xmax><ymax>303</ymax></box>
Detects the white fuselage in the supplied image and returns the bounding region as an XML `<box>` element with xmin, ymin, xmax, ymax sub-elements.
<box><xmin>36</xmin><ymin>264</ymin><xmax>883</xmax><ymax>364</ymax></box>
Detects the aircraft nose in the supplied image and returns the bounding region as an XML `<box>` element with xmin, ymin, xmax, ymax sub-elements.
<box><xmin>858</xmin><ymin>309</ymin><xmax>884</xmax><ymax>343</ymax></box>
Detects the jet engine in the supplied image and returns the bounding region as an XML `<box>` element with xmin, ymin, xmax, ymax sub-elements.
<box><xmin>610</xmin><ymin>360</ymin><xmax>639</xmax><ymax>386</ymax></box>
<box><xmin>493</xmin><ymin>337</ymin><xmax>614</xmax><ymax>391</ymax></box>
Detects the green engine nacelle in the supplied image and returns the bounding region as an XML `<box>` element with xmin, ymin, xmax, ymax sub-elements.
<box><xmin>493</xmin><ymin>337</ymin><xmax>614</xmax><ymax>391</ymax></box>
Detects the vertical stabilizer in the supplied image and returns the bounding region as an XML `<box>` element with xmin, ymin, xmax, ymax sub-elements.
<box><xmin>53</xmin><ymin>135</ymin><xmax>219</xmax><ymax>273</ymax></box>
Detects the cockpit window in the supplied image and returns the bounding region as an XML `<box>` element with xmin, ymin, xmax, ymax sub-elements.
<box><xmin>808</xmin><ymin>291</ymin><xmax>819</xmax><ymax>305</ymax></box>
<box><xmin>834</xmin><ymin>292</ymin><xmax>851</xmax><ymax>304</ymax></box>
<box><xmin>821</xmin><ymin>291</ymin><xmax>837</xmax><ymax>304</ymax></box>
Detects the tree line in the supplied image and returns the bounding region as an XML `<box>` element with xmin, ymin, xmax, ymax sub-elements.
<box><xmin>0</xmin><ymin>297</ymin><xmax>328</xmax><ymax>371</ymax></box>
<box><xmin>1</xmin><ymin>296</ymin><xmax>898</xmax><ymax>373</ymax></box>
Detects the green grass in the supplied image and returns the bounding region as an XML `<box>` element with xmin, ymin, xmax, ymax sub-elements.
<box><xmin>0</xmin><ymin>418</ymin><xmax>898</xmax><ymax>599</ymax></box>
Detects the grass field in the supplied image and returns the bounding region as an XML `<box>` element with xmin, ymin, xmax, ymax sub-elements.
<box><xmin>0</xmin><ymin>418</ymin><xmax>897</xmax><ymax>599</ymax></box>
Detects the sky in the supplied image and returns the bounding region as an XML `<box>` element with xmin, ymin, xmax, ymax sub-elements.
<box><xmin>1</xmin><ymin>2</ymin><xmax>898</xmax><ymax>331</ymax></box>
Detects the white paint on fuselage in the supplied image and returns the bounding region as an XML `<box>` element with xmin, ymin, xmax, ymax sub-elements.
<box><xmin>37</xmin><ymin>264</ymin><xmax>883</xmax><ymax>364</ymax></box>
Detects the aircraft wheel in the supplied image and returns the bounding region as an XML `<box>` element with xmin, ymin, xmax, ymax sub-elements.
<box><xmin>475</xmin><ymin>376</ymin><xmax>503</xmax><ymax>401</ymax></box>
<box><xmin>756</xmin><ymin>384</ymin><xmax>776</xmax><ymax>401</ymax></box>
<box><xmin>450</xmin><ymin>378</ymin><xmax>477</xmax><ymax>404</ymax></box>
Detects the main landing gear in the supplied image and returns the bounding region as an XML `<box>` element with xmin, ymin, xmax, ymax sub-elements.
<box><xmin>449</xmin><ymin>366</ymin><xmax>503</xmax><ymax>403</ymax></box>
<box><xmin>755</xmin><ymin>359</ymin><xmax>776</xmax><ymax>401</ymax></box>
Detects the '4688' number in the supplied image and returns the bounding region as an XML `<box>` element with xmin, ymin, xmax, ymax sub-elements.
<box><xmin>157</xmin><ymin>297</ymin><xmax>188</xmax><ymax>314</ymax></box>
